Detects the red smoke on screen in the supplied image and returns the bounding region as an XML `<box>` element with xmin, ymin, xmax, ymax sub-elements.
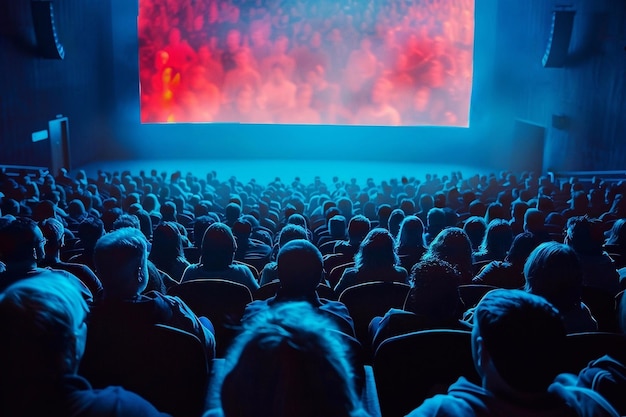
<box><xmin>138</xmin><ymin>0</ymin><xmax>474</xmax><ymax>126</ymax></box>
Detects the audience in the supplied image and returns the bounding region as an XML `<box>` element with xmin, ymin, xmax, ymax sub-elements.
<box><xmin>181</xmin><ymin>222</ymin><xmax>259</xmax><ymax>292</ymax></box>
<box><xmin>92</xmin><ymin>227</ymin><xmax>216</xmax><ymax>357</ymax></box>
<box><xmin>334</xmin><ymin>228</ymin><xmax>408</xmax><ymax>295</ymax></box>
<box><xmin>2</xmin><ymin>166</ymin><xmax>626</xmax><ymax>415</ymax></box>
<box><xmin>206</xmin><ymin>302</ymin><xmax>367</xmax><ymax>417</ymax></box>
<box><xmin>524</xmin><ymin>241</ymin><xmax>598</xmax><ymax>333</ymax></box>
<box><xmin>406</xmin><ymin>289</ymin><xmax>618</xmax><ymax>417</ymax></box>
<box><xmin>0</xmin><ymin>274</ymin><xmax>170</xmax><ymax>416</ymax></box>
<box><xmin>369</xmin><ymin>258</ymin><xmax>464</xmax><ymax>351</ymax></box>
<box><xmin>243</xmin><ymin>239</ymin><xmax>355</xmax><ymax>337</ymax></box>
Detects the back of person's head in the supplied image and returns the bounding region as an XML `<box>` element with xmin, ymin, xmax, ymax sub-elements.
<box><xmin>149</xmin><ymin>221</ymin><xmax>184</xmax><ymax>265</ymax></box>
<box><xmin>221</xmin><ymin>302</ymin><xmax>362</xmax><ymax>417</ymax></box>
<box><xmin>506</xmin><ymin>232</ymin><xmax>539</xmax><ymax>266</ymax></box>
<box><xmin>484</xmin><ymin>202</ymin><xmax>505</xmax><ymax>224</ymax></box>
<box><xmin>388</xmin><ymin>209</ymin><xmax>405</xmax><ymax>237</ymax></box>
<box><xmin>67</xmin><ymin>199</ymin><xmax>87</xmax><ymax>220</ymax></box>
<box><xmin>193</xmin><ymin>215</ymin><xmax>216</xmax><ymax>247</ymax></box>
<box><xmin>40</xmin><ymin>217</ymin><xmax>65</xmax><ymax>251</ymax></box>
<box><xmin>571</xmin><ymin>191</ymin><xmax>589</xmax><ymax>211</ymax></box>
<box><xmin>424</xmin><ymin>227</ymin><xmax>473</xmax><ymax>278</ymax></box>
<box><xmin>511</xmin><ymin>201</ymin><xmax>529</xmax><ymax>220</ymax></box>
<box><xmin>278</xmin><ymin>225</ymin><xmax>308</xmax><ymax>248</ymax></box>
<box><xmin>201</xmin><ymin>222</ymin><xmax>236</xmax><ymax>270</ymax></box>
<box><xmin>419</xmin><ymin>194</ymin><xmax>434</xmax><ymax>212</ymax></box>
<box><xmin>606</xmin><ymin>218</ymin><xmax>626</xmax><ymax>246</ymax></box>
<box><xmin>277</xmin><ymin>240</ymin><xmax>323</xmax><ymax>295</ymax></box>
<box><xmin>479</xmin><ymin>219</ymin><xmax>513</xmax><ymax>259</ymax></box>
<box><xmin>524</xmin><ymin>241</ymin><xmax>583</xmax><ymax>312</ymax></box>
<box><xmin>0</xmin><ymin>274</ymin><xmax>88</xmax><ymax>380</ymax></box>
<box><xmin>400</xmin><ymin>198</ymin><xmax>415</xmax><ymax>215</ymax></box>
<box><xmin>523</xmin><ymin>208</ymin><xmax>545</xmax><ymax>234</ymax></box>
<box><xmin>463</xmin><ymin>216</ymin><xmax>487</xmax><ymax>251</ymax></box>
<box><xmin>468</xmin><ymin>200</ymin><xmax>486</xmax><ymax>217</ymax></box>
<box><xmin>111</xmin><ymin>213</ymin><xmax>141</xmax><ymax>231</ymax></box>
<box><xmin>426</xmin><ymin>208</ymin><xmax>446</xmax><ymax>233</ymax></box>
<box><xmin>336</xmin><ymin>197</ymin><xmax>353</xmax><ymax>220</ymax></box>
<box><xmin>347</xmin><ymin>215</ymin><xmax>371</xmax><ymax>245</ymax></box>
<box><xmin>565</xmin><ymin>216</ymin><xmax>604</xmax><ymax>256</ymax></box>
<box><xmin>160</xmin><ymin>201</ymin><xmax>177</xmax><ymax>222</ymax></box>
<box><xmin>396</xmin><ymin>215</ymin><xmax>425</xmax><ymax>249</ymax></box>
<box><xmin>225</xmin><ymin>202</ymin><xmax>242</xmax><ymax>224</ymax></box>
<box><xmin>94</xmin><ymin>227</ymin><xmax>149</xmax><ymax>299</ymax></box>
<box><xmin>405</xmin><ymin>258</ymin><xmax>461</xmax><ymax>321</ymax></box>
<box><xmin>287</xmin><ymin>213</ymin><xmax>308</xmax><ymax>231</ymax></box>
<box><xmin>473</xmin><ymin>289</ymin><xmax>566</xmax><ymax>394</ymax></box>
<box><xmin>377</xmin><ymin>204</ymin><xmax>392</xmax><ymax>227</ymax></box>
<box><xmin>0</xmin><ymin>217</ymin><xmax>44</xmax><ymax>264</ymax></box>
<box><xmin>77</xmin><ymin>217</ymin><xmax>105</xmax><ymax>249</ymax></box>
<box><xmin>355</xmin><ymin>228</ymin><xmax>398</xmax><ymax>270</ymax></box>
<box><xmin>328</xmin><ymin>215</ymin><xmax>347</xmax><ymax>239</ymax></box>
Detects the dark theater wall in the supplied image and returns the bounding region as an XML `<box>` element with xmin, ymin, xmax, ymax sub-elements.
<box><xmin>492</xmin><ymin>0</ymin><xmax>626</xmax><ymax>171</ymax></box>
<box><xmin>0</xmin><ymin>0</ymin><xmax>114</xmax><ymax>168</ymax></box>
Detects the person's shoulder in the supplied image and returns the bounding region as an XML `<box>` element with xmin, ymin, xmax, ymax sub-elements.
<box><xmin>73</xmin><ymin>385</ymin><xmax>171</xmax><ymax>416</ymax></box>
<box><xmin>406</xmin><ymin>392</ymin><xmax>475</xmax><ymax>417</ymax></box>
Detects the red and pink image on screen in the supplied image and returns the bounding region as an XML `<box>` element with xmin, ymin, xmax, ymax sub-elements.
<box><xmin>138</xmin><ymin>0</ymin><xmax>474</xmax><ymax>126</ymax></box>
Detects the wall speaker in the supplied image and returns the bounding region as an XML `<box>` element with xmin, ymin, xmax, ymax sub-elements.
<box><xmin>31</xmin><ymin>0</ymin><xmax>65</xmax><ymax>60</ymax></box>
<box><xmin>542</xmin><ymin>10</ymin><xmax>575</xmax><ymax>68</ymax></box>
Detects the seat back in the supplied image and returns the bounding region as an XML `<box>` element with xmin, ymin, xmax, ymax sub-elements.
<box><xmin>338</xmin><ymin>281</ymin><xmax>410</xmax><ymax>347</ymax></box>
<box><xmin>168</xmin><ymin>279</ymin><xmax>253</xmax><ymax>356</ymax></box>
<box><xmin>581</xmin><ymin>286</ymin><xmax>619</xmax><ymax>332</ymax></box>
<box><xmin>373</xmin><ymin>329</ymin><xmax>477</xmax><ymax>417</ymax></box>
<box><xmin>457</xmin><ymin>284</ymin><xmax>499</xmax><ymax>309</ymax></box>
<box><xmin>328</xmin><ymin>262</ymin><xmax>355</xmax><ymax>288</ymax></box>
<box><xmin>80</xmin><ymin>323</ymin><xmax>209</xmax><ymax>417</ymax></box>
<box><xmin>563</xmin><ymin>332</ymin><xmax>626</xmax><ymax>374</ymax></box>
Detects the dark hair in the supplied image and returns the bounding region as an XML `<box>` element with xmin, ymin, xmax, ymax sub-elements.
<box><xmin>477</xmin><ymin>219</ymin><xmax>513</xmax><ymax>260</ymax></box>
<box><xmin>463</xmin><ymin>216</ymin><xmax>487</xmax><ymax>251</ymax></box>
<box><xmin>395</xmin><ymin>215</ymin><xmax>425</xmax><ymax>250</ymax></box>
<box><xmin>200</xmin><ymin>223</ymin><xmax>236</xmax><ymax>270</ymax></box>
<box><xmin>605</xmin><ymin>218</ymin><xmax>626</xmax><ymax>246</ymax></box>
<box><xmin>278</xmin><ymin>224</ymin><xmax>308</xmax><ymax>247</ymax></box>
<box><xmin>505</xmin><ymin>232</ymin><xmax>538</xmax><ymax>265</ymax></box>
<box><xmin>0</xmin><ymin>217</ymin><xmax>42</xmax><ymax>262</ymax></box>
<box><xmin>423</xmin><ymin>227</ymin><xmax>473</xmax><ymax>282</ymax></box>
<box><xmin>347</xmin><ymin>215</ymin><xmax>371</xmax><ymax>244</ymax></box>
<box><xmin>354</xmin><ymin>228</ymin><xmax>399</xmax><ymax>270</ymax></box>
<box><xmin>149</xmin><ymin>222</ymin><xmax>185</xmax><ymax>271</ymax></box>
<box><xmin>77</xmin><ymin>217</ymin><xmax>105</xmax><ymax>248</ymax></box>
<box><xmin>524</xmin><ymin>241</ymin><xmax>582</xmax><ymax>312</ymax></box>
<box><xmin>406</xmin><ymin>258</ymin><xmax>461</xmax><ymax>320</ymax></box>
<box><xmin>474</xmin><ymin>289</ymin><xmax>565</xmax><ymax>393</ymax></box>
<box><xmin>221</xmin><ymin>302</ymin><xmax>362</xmax><ymax>417</ymax></box>
<box><xmin>388</xmin><ymin>209</ymin><xmax>405</xmax><ymax>238</ymax></box>
<box><xmin>277</xmin><ymin>240</ymin><xmax>323</xmax><ymax>294</ymax></box>
<box><xmin>565</xmin><ymin>216</ymin><xmax>604</xmax><ymax>256</ymax></box>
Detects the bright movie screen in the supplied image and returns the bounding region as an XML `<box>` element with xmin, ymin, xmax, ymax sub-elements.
<box><xmin>139</xmin><ymin>0</ymin><xmax>474</xmax><ymax>126</ymax></box>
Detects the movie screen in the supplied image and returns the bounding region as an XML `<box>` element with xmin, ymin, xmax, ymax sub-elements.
<box><xmin>139</xmin><ymin>0</ymin><xmax>474</xmax><ymax>126</ymax></box>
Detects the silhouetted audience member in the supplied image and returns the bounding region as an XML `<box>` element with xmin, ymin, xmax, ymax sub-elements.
<box><xmin>334</xmin><ymin>215</ymin><xmax>371</xmax><ymax>258</ymax></box>
<box><xmin>575</xmin><ymin>288</ymin><xmax>626</xmax><ymax>415</ymax></box>
<box><xmin>0</xmin><ymin>275</ymin><xmax>170</xmax><ymax>417</ymax></box>
<box><xmin>524</xmin><ymin>241</ymin><xmax>598</xmax><ymax>333</ymax></box>
<box><xmin>370</xmin><ymin>258</ymin><xmax>463</xmax><ymax>351</ymax></box>
<box><xmin>70</xmin><ymin>217</ymin><xmax>106</xmax><ymax>272</ymax></box>
<box><xmin>206</xmin><ymin>302</ymin><xmax>366</xmax><ymax>417</ymax></box>
<box><xmin>564</xmin><ymin>216</ymin><xmax>620</xmax><ymax>295</ymax></box>
<box><xmin>424</xmin><ymin>207</ymin><xmax>447</xmax><ymax>246</ymax></box>
<box><xmin>259</xmin><ymin>224</ymin><xmax>308</xmax><ymax>286</ymax></box>
<box><xmin>422</xmin><ymin>227</ymin><xmax>474</xmax><ymax>284</ymax></box>
<box><xmin>395</xmin><ymin>215</ymin><xmax>427</xmax><ymax>272</ymax></box>
<box><xmin>604</xmin><ymin>218</ymin><xmax>626</xmax><ymax>258</ymax></box>
<box><xmin>463</xmin><ymin>216</ymin><xmax>487</xmax><ymax>252</ymax></box>
<box><xmin>149</xmin><ymin>222</ymin><xmax>190</xmax><ymax>282</ymax></box>
<box><xmin>0</xmin><ymin>217</ymin><xmax>91</xmax><ymax>300</ymax></box>
<box><xmin>232</xmin><ymin>219</ymin><xmax>272</xmax><ymax>269</ymax></box>
<box><xmin>473</xmin><ymin>232</ymin><xmax>537</xmax><ymax>289</ymax></box>
<box><xmin>92</xmin><ymin>227</ymin><xmax>215</xmax><ymax>356</ymax></box>
<box><xmin>39</xmin><ymin>218</ymin><xmax>103</xmax><ymax>301</ymax></box>
<box><xmin>334</xmin><ymin>228</ymin><xmax>408</xmax><ymax>295</ymax></box>
<box><xmin>407</xmin><ymin>289</ymin><xmax>618</xmax><ymax>417</ymax></box>
<box><xmin>181</xmin><ymin>222</ymin><xmax>259</xmax><ymax>291</ymax></box>
<box><xmin>473</xmin><ymin>219</ymin><xmax>513</xmax><ymax>263</ymax></box>
<box><xmin>244</xmin><ymin>239</ymin><xmax>355</xmax><ymax>336</ymax></box>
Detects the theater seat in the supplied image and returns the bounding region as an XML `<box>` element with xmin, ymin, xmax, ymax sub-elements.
<box><xmin>373</xmin><ymin>329</ymin><xmax>478</xmax><ymax>417</ymax></box>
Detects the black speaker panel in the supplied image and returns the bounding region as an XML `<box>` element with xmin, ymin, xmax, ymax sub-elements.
<box><xmin>542</xmin><ymin>10</ymin><xmax>575</xmax><ymax>68</ymax></box>
<box><xmin>31</xmin><ymin>0</ymin><xmax>65</xmax><ymax>60</ymax></box>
